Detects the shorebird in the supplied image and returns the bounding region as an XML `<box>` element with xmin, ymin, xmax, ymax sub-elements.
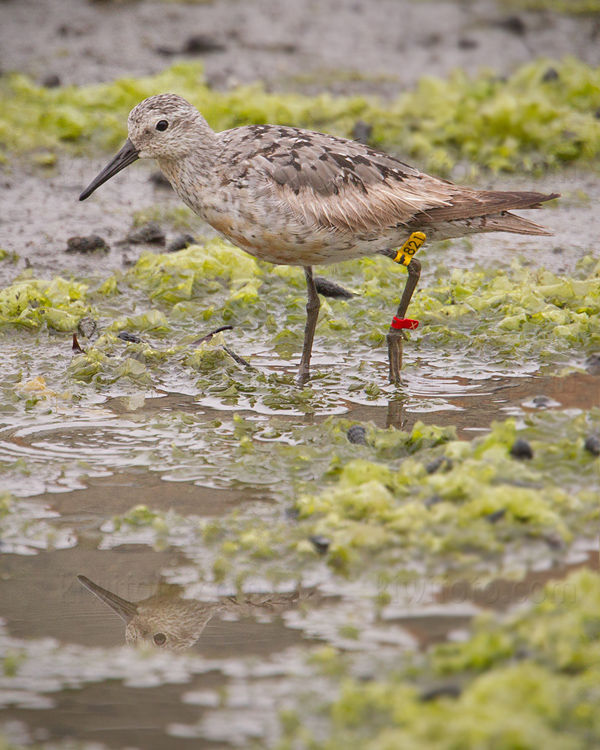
<box><xmin>80</xmin><ymin>94</ymin><xmax>559</xmax><ymax>383</ymax></box>
<box><xmin>78</xmin><ymin>574</ymin><xmax>306</xmax><ymax>650</ymax></box>
<box><xmin>78</xmin><ymin>575</ymin><xmax>221</xmax><ymax>650</ymax></box>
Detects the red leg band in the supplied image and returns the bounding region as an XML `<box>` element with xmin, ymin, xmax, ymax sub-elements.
<box><xmin>391</xmin><ymin>317</ymin><xmax>419</xmax><ymax>330</ymax></box>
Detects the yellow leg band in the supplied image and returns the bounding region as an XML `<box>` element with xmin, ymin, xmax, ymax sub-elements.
<box><xmin>393</xmin><ymin>231</ymin><xmax>426</xmax><ymax>266</ymax></box>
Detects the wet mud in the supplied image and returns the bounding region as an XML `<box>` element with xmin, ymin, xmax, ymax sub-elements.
<box><xmin>1</xmin><ymin>1</ymin><xmax>599</xmax><ymax>749</ymax></box>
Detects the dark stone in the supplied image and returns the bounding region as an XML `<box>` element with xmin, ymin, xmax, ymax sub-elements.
<box><xmin>183</xmin><ymin>35</ymin><xmax>226</xmax><ymax>54</ymax></box>
<box><xmin>486</xmin><ymin>508</ymin><xmax>507</xmax><ymax>524</ymax></box>
<box><xmin>531</xmin><ymin>395</ymin><xmax>552</xmax><ymax>408</ymax></box>
<box><xmin>42</xmin><ymin>74</ymin><xmax>61</xmax><ymax>88</ymax></box>
<box><xmin>352</xmin><ymin>120</ymin><xmax>373</xmax><ymax>145</ymax></box>
<box><xmin>584</xmin><ymin>435</ymin><xmax>600</xmax><ymax>456</ymax></box>
<box><xmin>149</xmin><ymin>171</ymin><xmax>172</xmax><ymax>189</ymax></box>
<box><xmin>458</xmin><ymin>37</ymin><xmax>478</xmax><ymax>50</ymax></box>
<box><xmin>126</xmin><ymin>222</ymin><xmax>166</xmax><ymax>245</ymax></box>
<box><xmin>542</xmin><ymin>67</ymin><xmax>560</xmax><ymax>83</ymax></box>
<box><xmin>585</xmin><ymin>352</ymin><xmax>600</xmax><ymax>375</ymax></box>
<box><xmin>510</xmin><ymin>439</ymin><xmax>534</xmax><ymax>460</ymax></box>
<box><xmin>118</xmin><ymin>331</ymin><xmax>142</xmax><ymax>343</ymax></box>
<box><xmin>420</xmin><ymin>683</ymin><xmax>462</xmax><ymax>702</ymax></box>
<box><xmin>424</xmin><ymin>494</ymin><xmax>444</xmax><ymax>508</ymax></box>
<box><xmin>425</xmin><ymin>456</ymin><xmax>453</xmax><ymax>474</ymax></box>
<box><xmin>309</xmin><ymin>535</ymin><xmax>331</xmax><ymax>554</ymax></box>
<box><xmin>168</xmin><ymin>234</ymin><xmax>197</xmax><ymax>253</ymax></box>
<box><xmin>314</xmin><ymin>276</ymin><xmax>355</xmax><ymax>299</ymax></box>
<box><xmin>78</xmin><ymin>317</ymin><xmax>97</xmax><ymax>339</ymax></box>
<box><xmin>496</xmin><ymin>15</ymin><xmax>526</xmax><ymax>36</ymax></box>
<box><xmin>66</xmin><ymin>235</ymin><xmax>109</xmax><ymax>254</ymax></box>
<box><xmin>347</xmin><ymin>425</ymin><xmax>367</xmax><ymax>445</ymax></box>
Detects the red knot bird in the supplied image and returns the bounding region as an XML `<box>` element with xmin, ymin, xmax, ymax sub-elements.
<box><xmin>78</xmin><ymin>575</ymin><xmax>221</xmax><ymax>650</ymax></box>
<box><xmin>80</xmin><ymin>93</ymin><xmax>559</xmax><ymax>384</ymax></box>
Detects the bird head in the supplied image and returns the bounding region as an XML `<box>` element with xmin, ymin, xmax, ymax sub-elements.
<box><xmin>79</xmin><ymin>93</ymin><xmax>212</xmax><ymax>201</ymax></box>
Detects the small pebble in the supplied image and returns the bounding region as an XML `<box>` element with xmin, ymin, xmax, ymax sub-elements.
<box><xmin>126</xmin><ymin>221</ymin><xmax>166</xmax><ymax>245</ymax></box>
<box><xmin>510</xmin><ymin>439</ymin><xmax>534</xmax><ymax>460</ymax></box>
<box><xmin>314</xmin><ymin>276</ymin><xmax>355</xmax><ymax>299</ymax></box>
<box><xmin>78</xmin><ymin>317</ymin><xmax>97</xmax><ymax>339</ymax></box>
<box><xmin>42</xmin><ymin>74</ymin><xmax>61</xmax><ymax>88</ymax></box>
<box><xmin>347</xmin><ymin>425</ymin><xmax>367</xmax><ymax>445</ymax></box>
<box><xmin>420</xmin><ymin>683</ymin><xmax>462</xmax><ymax>702</ymax></box>
<box><xmin>425</xmin><ymin>456</ymin><xmax>452</xmax><ymax>474</ymax></box>
<box><xmin>66</xmin><ymin>235</ymin><xmax>109</xmax><ymax>254</ymax></box>
<box><xmin>352</xmin><ymin>120</ymin><xmax>372</xmax><ymax>145</ymax></box>
<box><xmin>118</xmin><ymin>331</ymin><xmax>142</xmax><ymax>343</ymax></box>
<box><xmin>486</xmin><ymin>508</ymin><xmax>507</xmax><ymax>524</ymax></box>
<box><xmin>168</xmin><ymin>234</ymin><xmax>196</xmax><ymax>253</ymax></box>
<box><xmin>458</xmin><ymin>37</ymin><xmax>478</xmax><ymax>49</ymax></box>
<box><xmin>531</xmin><ymin>395</ymin><xmax>552</xmax><ymax>408</ymax></box>
<box><xmin>585</xmin><ymin>352</ymin><xmax>600</xmax><ymax>375</ymax></box>
<box><xmin>584</xmin><ymin>435</ymin><xmax>600</xmax><ymax>456</ymax></box>
<box><xmin>542</xmin><ymin>67</ymin><xmax>560</xmax><ymax>82</ymax></box>
<box><xmin>496</xmin><ymin>15</ymin><xmax>526</xmax><ymax>36</ymax></box>
<box><xmin>424</xmin><ymin>494</ymin><xmax>444</xmax><ymax>508</ymax></box>
<box><xmin>183</xmin><ymin>35</ymin><xmax>226</xmax><ymax>54</ymax></box>
<box><xmin>309</xmin><ymin>535</ymin><xmax>331</xmax><ymax>554</ymax></box>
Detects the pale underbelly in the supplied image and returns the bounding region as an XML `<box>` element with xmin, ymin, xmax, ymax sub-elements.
<box><xmin>204</xmin><ymin>210</ymin><xmax>411</xmax><ymax>266</ymax></box>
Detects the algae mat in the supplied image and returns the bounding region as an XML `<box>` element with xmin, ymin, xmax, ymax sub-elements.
<box><xmin>0</xmin><ymin>48</ymin><xmax>599</xmax><ymax>750</ymax></box>
<box><xmin>0</xmin><ymin>232</ymin><xmax>598</xmax><ymax>749</ymax></box>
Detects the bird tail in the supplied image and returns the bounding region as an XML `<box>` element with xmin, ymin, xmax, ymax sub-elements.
<box><xmin>482</xmin><ymin>211</ymin><xmax>554</xmax><ymax>236</ymax></box>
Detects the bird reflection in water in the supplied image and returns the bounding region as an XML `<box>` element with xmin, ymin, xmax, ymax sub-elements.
<box><xmin>78</xmin><ymin>574</ymin><xmax>304</xmax><ymax>651</ymax></box>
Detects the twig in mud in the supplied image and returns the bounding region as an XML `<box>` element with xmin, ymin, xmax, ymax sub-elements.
<box><xmin>191</xmin><ymin>325</ymin><xmax>234</xmax><ymax>346</ymax></box>
<box><xmin>72</xmin><ymin>333</ymin><xmax>86</xmax><ymax>354</ymax></box>
<box><xmin>223</xmin><ymin>345</ymin><xmax>251</xmax><ymax>368</ymax></box>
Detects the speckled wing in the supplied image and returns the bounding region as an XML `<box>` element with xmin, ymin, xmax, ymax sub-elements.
<box><xmin>218</xmin><ymin>125</ymin><xmax>457</xmax><ymax>233</ymax></box>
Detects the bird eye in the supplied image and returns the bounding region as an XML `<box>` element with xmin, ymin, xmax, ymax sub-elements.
<box><xmin>156</xmin><ymin>120</ymin><xmax>169</xmax><ymax>132</ymax></box>
<box><xmin>153</xmin><ymin>633</ymin><xmax>167</xmax><ymax>645</ymax></box>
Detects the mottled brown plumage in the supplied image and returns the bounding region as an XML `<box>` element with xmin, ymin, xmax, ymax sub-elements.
<box><xmin>80</xmin><ymin>93</ymin><xmax>559</xmax><ymax>383</ymax></box>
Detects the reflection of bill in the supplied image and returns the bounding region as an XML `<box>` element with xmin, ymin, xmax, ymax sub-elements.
<box><xmin>78</xmin><ymin>575</ymin><xmax>221</xmax><ymax>651</ymax></box>
<box><xmin>78</xmin><ymin>575</ymin><xmax>306</xmax><ymax>651</ymax></box>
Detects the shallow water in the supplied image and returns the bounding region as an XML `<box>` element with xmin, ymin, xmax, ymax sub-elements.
<box><xmin>1</xmin><ymin>356</ymin><xmax>597</xmax><ymax>748</ymax></box>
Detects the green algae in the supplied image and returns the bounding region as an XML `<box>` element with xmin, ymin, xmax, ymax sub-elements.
<box><xmin>0</xmin><ymin>492</ymin><xmax>76</xmax><ymax>554</ymax></box>
<box><xmin>502</xmin><ymin>0</ymin><xmax>600</xmax><ymax>13</ymax></box>
<box><xmin>282</xmin><ymin>569</ymin><xmax>600</xmax><ymax>750</ymax></box>
<box><xmin>0</xmin><ymin>277</ymin><xmax>89</xmax><ymax>331</ymax></box>
<box><xmin>4</xmin><ymin>239</ymin><xmax>597</xmax><ymax>380</ymax></box>
<box><xmin>1</xmin><ymin>58</ymin><xmax>599</xmax><ymax>173</ymax></box>
<box><xmin>215</xmin><ymin>410</ymin><xmax>598</xmax><ymax>577</ymax></box>
<box><xmin>1</xmin><ymin>238</ymin><xmax>599</xmax><ymax>396</ymax></box>
<box><xmin>96</xmin><ymin>409</ymin><xmax>598</xmax><ymax>583</ymax></box>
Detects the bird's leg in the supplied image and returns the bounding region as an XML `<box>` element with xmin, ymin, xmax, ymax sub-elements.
<box><xmin>297</xmin><ymin>266</ymin><xmax>321</xmax><ymax>386</ymax></box>
<box><xmin>384</xmin><ymin>231</ymin><xmax>425</xmax><ymax>384</ymax></box>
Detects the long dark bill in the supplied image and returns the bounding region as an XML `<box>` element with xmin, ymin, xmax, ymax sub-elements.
<box><xmin>79</xmin><ymin>139</ymin><xmax>140</xmax><ymax>201</ymax></box>
<box><xmin>78</xmin><ymin>575</ymin><xmax>138</xmax><ymax>623</ymax></box>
